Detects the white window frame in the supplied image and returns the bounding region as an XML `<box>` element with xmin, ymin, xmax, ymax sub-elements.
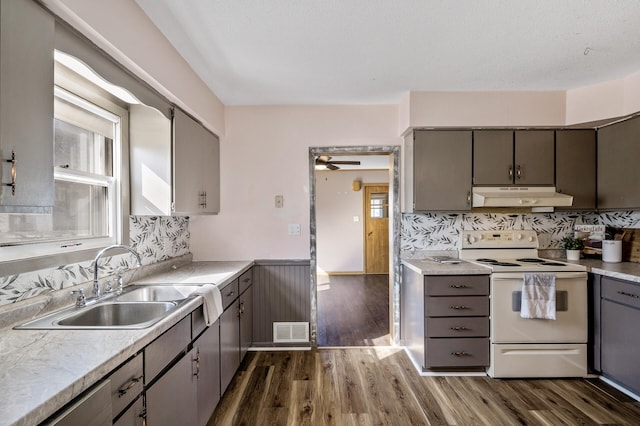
<box><xmin>0</xmin><ymin>88</ymin><xmax>123</xmax><ymax>262</ymax></box>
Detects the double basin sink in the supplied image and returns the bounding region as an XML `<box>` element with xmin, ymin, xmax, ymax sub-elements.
<box><xmin>16</xmin><ymin>285</ymin><xmax>204</xmax><ymax>330</ymax></box>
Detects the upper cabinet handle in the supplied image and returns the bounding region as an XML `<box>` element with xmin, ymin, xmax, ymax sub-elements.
<box><xmin>516</xmin><ymin>165</ymin><xmax>522</xmax><ymax>179</ymax></box>
<box><xmin>508</xmin><ymin>167</ymin><xmax>513</xmax><ymax>178</ymax></box>
<box><xmin>4</xmin><ymin>150</ymin><xmax>16</xmax><ymax>195</ymax></box>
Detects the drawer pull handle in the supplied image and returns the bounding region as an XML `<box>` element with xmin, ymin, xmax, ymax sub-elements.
<box><xmin>118</xmin><ymin>375</ymin><xmax>143</xmax><ymax>397</ymax></box>
<box><xmin>451</xmin><ymin>351</ymin><xmax>469</xmax><ymax>357</ymax></box>
<box><xmin>449</xmin><ymin>284</ymin><xmax>468</xmax><ymax>289</ymax></box>
<box><xmin>243</xmin><ymin>278</ymin><xmax>251</xmax><ymax>283</ymax></box>
<box><xmin>450</xmin><ymin>326</ymin><xmax>468</xmax><ymax>331</ymax></box>
<box><xmin>226</xmin><ymin>291</ymin><xmax>235</xmax><ymax>297</ymax></box>
<box><xmin>449</xmin><ymin>305</ymin><xmax>469</xmax><ymax>310</ymax></box>
<box><xmin>617</xmin><ymin>290</ymin><xmax>639</xmax><ymax>299</ymax></box>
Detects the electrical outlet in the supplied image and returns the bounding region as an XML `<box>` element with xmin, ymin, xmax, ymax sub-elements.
<box><xmin>275</xmin><ymin>195</ymin><xmax>284</xmax><ymax>208</ymax></box>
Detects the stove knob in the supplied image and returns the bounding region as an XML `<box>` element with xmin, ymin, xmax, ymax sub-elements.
<box><xmin>468</xmin><ymin>236</ymin><xmax>476</xmax><ymax>244</ymax></box>
<box><xmin>528</xmin><ymin>236</ymin><xmax>534</xmax><ymax>242</ymax></box>
<box><xmin>516</xmin><ymin>233</ymin><xmax>523</xmax><ymax>240</ymax></box>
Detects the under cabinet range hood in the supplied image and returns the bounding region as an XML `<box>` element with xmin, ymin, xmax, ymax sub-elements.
<box><xmin>472</xmin><ymin>187</ymin><xmax>573</xmax><ymax>211</ymax></box>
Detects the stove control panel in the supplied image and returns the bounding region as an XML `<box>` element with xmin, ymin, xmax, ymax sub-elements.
<box><xmin>460</xmin><ymin>230</ymin><xmax>538</xmax><ymax>249</ymax></box>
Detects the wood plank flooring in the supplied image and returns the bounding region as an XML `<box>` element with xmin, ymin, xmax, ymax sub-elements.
<box><xmin>317</xmin><ymin>274</ymin><xmax>389</xmax><ymax>347</ymax></box>
<box><xmin>209</xmin><ymin>348</ymin><xmax>640</xmax><ymax>426</ymax></box>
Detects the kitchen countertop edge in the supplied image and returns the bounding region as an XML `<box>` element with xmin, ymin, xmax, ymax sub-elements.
<box><xmin>0</xmin><ymin>260</ymin><xmax>253</xmax><ymax>426</ymax></box>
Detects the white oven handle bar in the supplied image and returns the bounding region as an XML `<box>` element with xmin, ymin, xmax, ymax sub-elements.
<box><xmin>491</xmin><ymin>272</ymin><xmax>587</xmax><ymax>280</ymax></box>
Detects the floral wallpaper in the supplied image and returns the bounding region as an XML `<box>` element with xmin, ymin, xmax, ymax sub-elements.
<box><xmin>401</xmin><ymin>211</ymin><xmax>640</xmax><ymax>252</ymax></box>
<box><xmin>0</xmin><ymin>216</ymin><xmax>190</xmax><ymax>306</ymax></box>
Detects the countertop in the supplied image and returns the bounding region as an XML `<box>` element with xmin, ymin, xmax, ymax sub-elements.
<box><xmin>402</xmin><ymin>258</ymin><xmax>491</xmax><ymax>275</ymax></box>
<box><xmin>574</xmin><ymin>258</ymin><xmax>640</xmax><ymax>284</ymax></box>
<box><xmin>0</xmin><ymin>260</ymin><xmax>252</xmax><ymax>426</ymax></box>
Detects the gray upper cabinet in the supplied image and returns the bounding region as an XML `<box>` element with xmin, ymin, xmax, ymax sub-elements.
<box><xmin>473</xmin><ymin>130</ymin><xmax>554</xmax><ymax>186</ymax></box>
<box><xmin>597</xmin><ymin>116</ymin><xmax>640</xmax><ymax>209</ymax></box>
<box><xmin>173</xmin><ymin>108</ymin><xmax>220</xmax><ymax>215</ymax></box>
<box><xmin>412</xmin><ymin>130</ymin><xmax>472</xmax><ymax>211</ymax></box>
<box><xmin>130</xmin><ymin>106</ymin><xmax>220</xmax><ymax>215</ymax></box>
<box><xmin>0</xmin><ymin>0</ymin><xmax>54</xmax><ymax>211</ymax></box>
<box><xmin>555</xmin><ymin>129</ymin><xmax>596</xmax><ymax>210</ymax></box>
<box><xmin>473</xmin><ymin>130</ymin><xmax>513</xmax><ymax>185</ymax></box>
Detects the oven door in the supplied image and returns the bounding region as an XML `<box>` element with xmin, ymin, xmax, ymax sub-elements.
<box><xmin>491</xmin><ymin>272</ymin><xmax>588</xmax><ymax>343</ymax></box>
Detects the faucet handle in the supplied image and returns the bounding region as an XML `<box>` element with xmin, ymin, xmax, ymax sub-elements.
<box><xmin>70</xmin><ymin>289</ymin><xmax>86</xmax><ymax>307</ymax></box>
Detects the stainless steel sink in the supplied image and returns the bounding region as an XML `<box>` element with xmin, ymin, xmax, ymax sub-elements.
<box><xmin>56</xmin><ymin>302</ymin><xmax>176</xmax><ymax>327</ymax></box>
<box><xmin>114</xmin><ymin>285</ymin><xmax>201</xmax><ymax>302</ymax></box>
<box><xmin>15</xmin><ymin>284</ymin><xmax>202</xmax><ymax>330</ymax></box>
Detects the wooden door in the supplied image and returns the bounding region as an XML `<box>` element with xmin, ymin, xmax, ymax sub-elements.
<box><xmin>364</xmin><ymin>184</ymin><xmax>389</xmax><ymax>274</ymax></box>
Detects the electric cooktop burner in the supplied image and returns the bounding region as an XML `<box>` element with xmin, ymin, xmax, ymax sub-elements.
<box><xmin>516</xmin><ymin>258</ymin><xmax>545</xmax><ymax>263</ymax></box>
<box><xmin>475</xmin><ymin>258</ymin><xmax>521</xmax><ymax>267</ymax></box>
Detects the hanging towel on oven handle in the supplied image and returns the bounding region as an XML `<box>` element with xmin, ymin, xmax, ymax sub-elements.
<box><xmin>520</xmin><ymin>273</ymin><xmax>556</xmax><ymax>320</ymax></box>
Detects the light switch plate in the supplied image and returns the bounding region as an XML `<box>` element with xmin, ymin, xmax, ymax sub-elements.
<box><xmin>288</xmin><ymin>224</ymin><xmax>301</xmax><ymax>236</ymax></box>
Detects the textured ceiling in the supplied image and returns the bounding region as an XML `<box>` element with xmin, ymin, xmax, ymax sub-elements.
<box><xmin>134</xmin><ymin>0</ymin><xmax>640</xmax><ymax>106</ymax></box>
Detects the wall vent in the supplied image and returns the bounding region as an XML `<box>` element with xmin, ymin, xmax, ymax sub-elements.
<box><xmin>273</xmin><ymin>322</ymin><xmax>309</xmax><ymax>343</ymax></box>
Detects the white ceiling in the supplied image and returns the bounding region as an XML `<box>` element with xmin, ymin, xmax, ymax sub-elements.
<box><xmin>134</xmin><ymin>0</ymin><xmax>640</xmax><ymax>106</ymax></box>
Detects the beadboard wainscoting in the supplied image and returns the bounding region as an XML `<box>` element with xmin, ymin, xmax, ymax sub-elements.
<box><xmin>0</xmin><ymin>216</ymin><xmax>190</xmax><ymax>306</ymax></box>
<box><xmin>252</xmin><ymin>259</ymin><xmax>312</xmax><ymax>347</ymax></box>
<box><xmin>401</xmin><ymin>211</ymin><xmax>640</xmax><ymax>253</ymax></box>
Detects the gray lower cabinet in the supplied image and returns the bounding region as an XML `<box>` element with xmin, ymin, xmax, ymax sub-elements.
<box><xmin>597</xmin><ymin>116</ymin><xmax>640</xmax><ymax>209</ymax></box>
<box><xmin>424</xmin><ymin>275</ymin><xmax>490</xmax><ymax>369</ymax></box>
<box><xmin>194</xmin><ymin>320</ymin><xmax>221</xmax><ymax>426</ymax></box>
<box><xmin>555</xmin><ymin>129</ymin><xmax>596</xmax><ymax>210</ymax></box>
<box><xmin>412</xmin><ymin>130</ymin><xmax>472</xmax><ymax>211</ymax></box>
<box><xmin>45</xmin><ymin>380</ymin><xmax>112</xmax><ymax>426</ymax></box>
<box><xmin>220</xmin><ymin>298</ymin><xmax>240</xmax><ymax>394</ymax></box>
<box><xmin>239</xmin><ymin>285</ymin><xmax>253</xmax><ymax>361</ymax></box>
<box><xmin>0</xmin><ymin>0</ymin><xmax>54</xmax><ymax>211</ymax></box>
<box><xmin>599</xmin><ymin>276</ymin><xmax>640</xmax><ymax>395</ymax></box>
<box><xmin>113</xmin><ymin>398</ymin><xmax>144</xmax><ymax>426</ymax></box>
<box><xmin>146</xmin><ymin>348</ymin><xmax>198</xmax><ymax>426</ymax></box>
<box><xmin>109</xmin><ymin>353</ymin><xmax>144</xmax><ymax>424</ymax></box>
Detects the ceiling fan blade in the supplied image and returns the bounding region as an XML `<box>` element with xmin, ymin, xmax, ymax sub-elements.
<box><xmin>325</xmin><ymin>160</ymin><xmax>361</xmax><ymax>165</ymax></box>
<box><xmin>326</xmin><ymin>163</ymin><xmax>339</xmax><ymax>170</ymax></box>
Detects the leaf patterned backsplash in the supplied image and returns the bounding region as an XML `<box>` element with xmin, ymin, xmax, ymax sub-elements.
<box><xmin>401</xmin><ymin>211</ymin><xmax>640</xmax><ymax>252</ymax></box>
<box><xmin>0</xmin><ymin>216</ymin><xmax>190</xmax><ymax>307</ymax></box>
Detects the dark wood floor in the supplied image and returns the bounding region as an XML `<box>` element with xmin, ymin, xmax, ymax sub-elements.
<box><xmin>317</xmin><ymin>274</ymin><xmax>390</xmax><ymax>347</ymax></box>
<box><xmin>209</xmin><ymin>348</ymin><xmax>640</xmax><ymax>426</ymax></box>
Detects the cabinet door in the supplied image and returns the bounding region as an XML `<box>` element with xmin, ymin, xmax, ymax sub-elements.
<box><xmin>0</xmin><ymin>0</ymin><xmax>54</xmax><ymax>209</ymax></box>
<box><xmin>173</xmin><ymin>108</ymin><xmax>203</xmax><ymax>214</ymax></box>
<box><xmin>556</xmin><ymin>129</ymin><xmax>596</xmax><ymax>210</ymax></box>
<box><xmin>473</xmin><ymin>130</ymin><xmax>513</xmax><ymax>185</ymax></box>
<box><xmin>597</xmin><ymin>116</ymin><xmax>640</xmax><ymax>209</ymax></box>
<box><xmin>601</xmin><ymin>300</ymin><xmax>640</xmax><ymax>395</ymax></box>
<box><xmin>195</xmin><ymin>320</ymin><xmax>221</xmax><ymax>426</ymax></box>
<box><xmin>146</xmin><ymin>349</ymin><xmax>198</xmax><ymax>426</ymax></box>
<box><xmin>240</xmin><ymin>286</ymin><xmax>253</xmax><ymax>361</ymax></box>
<box><xmin>220</xmin><ymin>299</ymin><xmax>240</xmax><ymax>394</ymax></box>
<box><xmin>514</xmin><ymin>130</ymin><xmax>555</xmax><ymax>185</ymax></box>
<box><xmin>199</xmin><ymin>126</ymin><xmax>220</xmax><ymax>214</ymax></box>
<box><xmin>413</xmin><ymin>130</ymin><xmax>472</xmax><ymax>211</ymax></box>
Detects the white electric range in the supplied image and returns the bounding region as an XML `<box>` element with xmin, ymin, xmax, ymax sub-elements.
<box><xmin>459</xmin><ymin>230</ymin><xmax>589</xmax><ymax>378</ymax></box>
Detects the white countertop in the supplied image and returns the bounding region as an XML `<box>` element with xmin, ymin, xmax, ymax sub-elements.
<box><xmin>574</xmin><ymin>259</ymin><xmax>640</xmax><ymax>284</ymax></box>
<box><xmin>0</xmin><ymin>260</ymin><xmax>252</xmax><ymax>426</ymax></box>
<box><xmin>402</xmin><ymin>258</ymin><xmax>491</xmax><ymax>275</ymax></box>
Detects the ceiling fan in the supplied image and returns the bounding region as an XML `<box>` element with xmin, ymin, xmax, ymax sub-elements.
<box><xmin>315</xmin><ymin>155</ymin><xmax>361</xmax><ymax>170</ymax></box>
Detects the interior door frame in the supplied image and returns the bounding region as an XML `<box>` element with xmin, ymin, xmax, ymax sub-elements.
<box><xmin>309</xmin><ymin>146</ymin><xmax>400</xmax><ymax>348</ymax></box>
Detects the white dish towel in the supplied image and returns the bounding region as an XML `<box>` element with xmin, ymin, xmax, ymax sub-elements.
<box><xmin>190</xmin><ymin>284</ymin><xmax>223</xmax><ymax>326</ymax></box>
<box><xmin>520</xmin><ymin>273</ymin><xmax>556</xmax><ymax>320</ymax></box>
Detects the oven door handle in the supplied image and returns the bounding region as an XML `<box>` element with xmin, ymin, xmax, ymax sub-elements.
<box><xmin>491</xmin><ymin>272</ymin><xmax>587</xmax><ymax>280</ymax></box>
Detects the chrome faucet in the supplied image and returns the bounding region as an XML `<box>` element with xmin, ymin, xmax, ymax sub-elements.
<box><xmin>92</xmin><ymin>245</ymin><xmax>142</xmax><ymax>298</ymax></box>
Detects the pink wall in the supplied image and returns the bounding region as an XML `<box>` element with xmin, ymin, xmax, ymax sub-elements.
<box><xmin>42</xmin><ymin>0</ymin><xmax>226</xmax><ymax>135</ymax></box>
<box><xmin>189</xmin><ymin>105</ymin><xmax>400</xmax><ymax>260</ymax></box>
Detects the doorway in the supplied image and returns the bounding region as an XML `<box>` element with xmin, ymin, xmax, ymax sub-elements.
<box><xmin>309</xmin><ymin>146</ymin><xmax>400</xmax><ymax>348</ymax></box>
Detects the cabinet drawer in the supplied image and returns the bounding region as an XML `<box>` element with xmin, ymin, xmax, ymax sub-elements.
<box><xmin>239</xmin><ymin>269</ymin><xmax>253</xmax><ymax>294</ymax></box>
<box><xmin>425</xmin><ymin>337</ymin><xmax>489</xmax><ymax>368</ymax></box>
<box><xmin>220</xmin><ymin>279</ymin><xmax>239</xmax><ymax>309</ymax></box>
<box><xmin>601</xmin><ymin>277</ymin><xmax>640</xmax><ymax>310</ymax></box>
<box><xmin>426</xmin><ymin>296</ymin><xmax>489</xmax><ymax>317</ymax></box>
<box><xmin>426</xmin><ymin>317</ymin><xmax>489</xmax><ymax>338</ymax></box>
<box><xmin>145</xmin><ymin>316</ymin><xmax>191</xmax><ymax>383</ymax></box>
<box><xmin>113</xmin><ymin>396</ymin><xmax>144</xmax><ymax>426</ymax></box>
<box><xmin>110</xmin><ymin>353</ymin><xmax>143</xmax><ymax>418</ymax></box>
<box><xmin>425</xmin><ymin>275</ymin><xmax>489</xmax><ymax>296</ymax></box>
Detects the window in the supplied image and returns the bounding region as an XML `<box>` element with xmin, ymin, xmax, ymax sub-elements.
<box><xmin>0</xmin><ymin>87</ymin><xmax>122</xmax><ymax>255</ymax></box>
<box><xmin>369</xmin><ymin>192</ymin><xmax>389</xmax><ymax>219</ymax></box>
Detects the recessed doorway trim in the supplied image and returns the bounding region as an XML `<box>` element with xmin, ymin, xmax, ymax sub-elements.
<box><xmin>309</xmin><ymin>145</ymin><xmax>401</xmax><ymax>348</ymax></box>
